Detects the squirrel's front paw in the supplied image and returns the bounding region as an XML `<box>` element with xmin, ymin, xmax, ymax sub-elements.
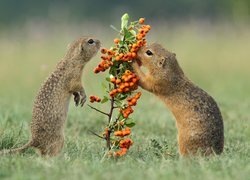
<box><xmin>73</xmin><ymin>91</ymin><xmax>86</xmax><ymax>107</ymax></box>
<box><xmin>79</xmin><ymin>91</ymin><xmax>86</xmax><ymax>107</ymax></box>
<box><xmin>73</xmin><ymin>92</ymin><xmax>80</xmax><ymax>106</ymax></box>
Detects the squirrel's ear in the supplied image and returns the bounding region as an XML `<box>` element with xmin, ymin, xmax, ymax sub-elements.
<box><xmin>170</xmin><ymin>53</ymin><xmax>176</xmax><ymax>60</ymax></box>
<box><xmin>157</xmin><ymin>58</ymin><xmax>166</xmax><ymax>68</ymax></box>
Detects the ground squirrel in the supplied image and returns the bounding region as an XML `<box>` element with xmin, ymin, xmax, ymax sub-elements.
<box><xmin>132</xmin><ymin>43</ymin><xmax>224</xmax><ymax>156</ymax></box>
<box><xmin>0</xmin><ymin>37</ymin><xmax>100</xmax><ymax>156</ymax></box>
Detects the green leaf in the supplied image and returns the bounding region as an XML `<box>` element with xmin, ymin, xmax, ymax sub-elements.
<box><xmin>123</xmin><ymin>28</ymin><xmax>133</xmax><ymax>39</ymax></box>
<box><xmin>125</xmin><ymin>118</ymin><xmax>136</xmax><ymax>127</ymax></box>
<box><xmin>130</xmin><ymin>30</ymin><xmax>136</xmax><ymax>36</ymax></box>
<box><xmin>101</xmin><ymin>83</ymin><xmax>107</xmax><ymax>93</ymax></box>
<box><xmin>125</xmin><ymin>122</ymin><xmax>136</xmax><ymax>128</ymax></box>
<box><xmin>101</xmin><ymin>96</ymin><xmax>109</xmax><ymax>104</ymax></box>
<box><xmin>119</xmin><ymin>94</ymin><xmax>128</xmax><ymax>100</ymax></box>
<box><xmin>105</xmin><ymin>77</ymin><xmax>110</xmax><ymax>82</ymax></box>
<box><xmin>114</xmin><ymin>100</ymin><xmax>122</xmax><ymax>106</ymax></box>
<box><xmin>121</xmin><ymin>13</ymin><xmax>129</xmax><ymax>29</ymax></box>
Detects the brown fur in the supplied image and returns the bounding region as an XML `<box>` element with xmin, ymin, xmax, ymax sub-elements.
<box><xmin>132</xmin><ymin>43</ymin><xmax>224</xmax><ymax>156</ymax></box>
<box><xmin>0</xmin><ymin>37</ymin><xmax>100</xmax><ymax>156</ymax></box>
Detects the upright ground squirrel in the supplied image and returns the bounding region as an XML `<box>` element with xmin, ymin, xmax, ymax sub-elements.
<box><xmin>1</xmin><ymin>37</ymin><xmax>100</xmax><ymax>156</ymax></box>
<box><xmin>132</xmin><ymin>43</ymin><xmax>224</xmax><ymax>156</ymax></box>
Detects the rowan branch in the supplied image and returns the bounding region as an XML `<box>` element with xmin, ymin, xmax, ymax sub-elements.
<box><xmin>88</xmin><ymin>130</ymin><xmax>105</xmax><ymax>140</ymax></box>
<box><xmin>87</xmin><ymin>104</ymin><xmax>109</xmax><ymax>116</ymax></box>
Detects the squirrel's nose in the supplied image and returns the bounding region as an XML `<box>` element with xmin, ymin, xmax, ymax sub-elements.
<box><xmin>95</xmin><ymin>39</ymin><xmax>101</xmax><ymax>49</ymax></box>
<box><xmin>93</xmin><ymin>39</ymin><xmax>99</xmax><ymax>44</ymax></box>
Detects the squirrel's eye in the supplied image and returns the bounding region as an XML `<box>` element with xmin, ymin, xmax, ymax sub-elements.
<box><xmin>146</xmin><ymin>50</ymin><xmax>153</xmax><ymax>56</ymax></box>
<box><xmin>88</xmin><ymin>39</ymin><xmax>94</xmax><ymax>44</ymax></box>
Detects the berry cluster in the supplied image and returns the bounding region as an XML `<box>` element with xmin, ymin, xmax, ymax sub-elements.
<box><xmin>89</xmin><ymin>96</ymin><xmax>101</xmax><ymax>103</ymax></box>
<box><xmin>127</xmin><ymin>92</ymin><xmax>142</xmax><ymax>106</ymax></box>
<box><xmin>114</xmin><ymin>127</ymin><xmax>131</xmax><ymax>137</ymax></box>
<box><xmin>94</xmin><ymin>50</ymin><xmax>115</xmax><ymax>73</ymax></box>
<box><xmin>93</xmin><ymin>21</ymin><xmax>151</xmax><ymax>74</ymax></box>
<box><xmin>114</xmin><ymin>138</ymin><xmax>133</xmax><ymax>157</ymax></box>
<box><xmin>109</xmin><ymin>70</ymin><xmax>140</xmax><ymax>97</ymax></box>
<box><xmin>120</xmin><ymin>106</ymin><xmax>134</xmax><ymax>118</ymax></box>
<box><xmin>89</xmin><ymin>13</ymin><xmax>151</xmax><ymax>158</ymax></box>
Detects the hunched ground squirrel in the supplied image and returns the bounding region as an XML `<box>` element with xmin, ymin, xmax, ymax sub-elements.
<box><xmin>0</xmin><ymin>37</ymin><xmax>100</xmax><ymax>156</ymax></box>
<box><xmin>132</xmin><ymin>43</ymin><xmax>224</xmax><ymax>156</ymax></box>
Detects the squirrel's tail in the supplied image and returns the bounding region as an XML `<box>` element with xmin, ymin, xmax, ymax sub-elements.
<box><xmin>0</xmin><ymin>140</ymin><xmax>33</xmax><ymax>155</ymax></box>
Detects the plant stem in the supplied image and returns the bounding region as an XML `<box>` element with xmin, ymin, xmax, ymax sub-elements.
<box><xmin>106</xmin><ymin>84</ymin><xmax>116</xmax><ymax>150</ymax></box>
<box><xmin>88</xmin><ymin>130</ymin><xmax>105</xmax><ymax>139</ymax></box>
<box><xmin>87</xmin><ymin>104</ymin><xmax>109</xmax><ymax>116</ymax></box>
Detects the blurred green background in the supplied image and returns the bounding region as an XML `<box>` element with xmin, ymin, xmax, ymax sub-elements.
<box><xmin>0</xmin><ymin>1</ymin><xmax>250</xmax><ymax>180</ymax></box>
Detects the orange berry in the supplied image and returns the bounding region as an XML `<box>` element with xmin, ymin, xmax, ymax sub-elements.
<box><xmin>131</xmin><ymin>52</ymin><xmax>137</xmax><ymax>58</ymax></box>
<box><xmin>124</xmin><ymin>88</ymin><xmax>130</xmax><ymax>92</ymax></box>
<box><xmin>114</xmin><ymin>38</ymin><xmax>120</xmax><ymax>44</ymax></box>
<box><xmin>114</xmin><ymin>131</ymin><xmax>122</xmax><ymax>136</ymax></box>
<box><xmin>139</xmin><ymin>18</ymin><xmax>145</xmax><ymax>24</ymax></box>
<box><xmin>130</xmin><ymin>82</ymin><xmax>134</xmax><ymax>87</ymax></box>
<box><xmin>121</xmin><ymin>75</ymin><xmax>126</xmax><ymax>80</ymax></box>
<box><xmin>127</xmin><ymin>97</ymin><xmax>132</xmax><ymax>101</ymax></box>
<box><xmin>103</xmin><ymin>64</ymin><xmax>109</xmax><ymax>69</ymax></box>
<box><xmin>132</xmin><ymin>44</ymin><xmax>138</xmax><ymax>49</ymax></box>
<box><xmin>119</xmin><ymin>53</ymin><xmax>124</xmax><ymax>58</ymax></box>
<box><xmin>107</xmin><ymin>50</ymin><xmax>114</xmax><ymax>56</ymax></box>
<box><xmin>110</xmin><ymin>78</ymin><xmax>116</xmax><ymax>83</ymax></box>
<box><xmin>132</xmin><ymin>78</ymin><xmax>137</xmax><ymax>83</ymax></box>
<box><xmin>118</xmin><ymin>88</ymin><xmax>122</xmax><ymax>93</ymax></box>
<box><xmin>94</xmin><ymin>68</ymin><xmax>100</xmax><ymax>73</ymax></box>
<box><xmin>125</xmin><ymin>70</ymin><xmax>131</xmax><ymax>75</ymax></box>
<box><xmin>124</xmin><ymin>77</ymin><xmax>129</xmax><ymax>82</ymax></box>
<box><xmin>133</xmin><ymin>85</ymin><xmax>138</xmax><ymax>90</ymax></box>
<box><xmin>108</xmin><ymin>61</ymin><xmax>114</xmax><ymax>66</ymax></box>
<box><xmin>109</xmin><ymin>91</ymin><xmax>114</xmax><ymax>96</ymax></box>
<box><xmin>90</xmin><ymin>95</ymin><xmax>95</xmax><ymax>100</ymax></box>
<box><xmin>115</xmin><ymin>79</ymin><xmax>121</xmax><ymax>84</ymax></box>
<box><xmin>119</xmin><ymin>84</ymin><xmax>125</xmax><ymax>90</ymax></box>
<box><xmin>136</xmin><ymin>35</ymin><xmax>143</xmax><ymax>40</ymax></box>
<box><xmin>107</xmin><ymin>56</ymin><xmax>112</xmax><ymax>61</ymax></box>
<box><xmin>123</xmin><ymin>131</ymin><xmax>131</xmax><ymax>136</ymax></box>
<box><xmin>123</xmin><ymin>113</ymin><xmax>129</xmax><ymax>118</ymax></box>
<box><xmin>130</xmin><ymin>48</ymin><xmax>136</xmax><ymax>53</ymax></box>
<box><xmin>137</xmin><ymin>40</ymin><xmax>143</xmax><ymax>46</ymax></box>
<box><xmin>115</xmin><ymin>56</ymin><xmax>120</xmax><ymax>61</ymax></box>
<box><xmin>139</xmin><ymin>29</ymin><xmax>145</xmax><ymax>34</ymax></box>
<box><xmin>101</xmin><ymin>55</ymin><xmax>107</xmax><ymax>60</ymax></box>
<box><xmin>127</xmin><ymin>75</ymin><xmax>133</xmax><ymax>80</ymax></box>
<box><xmin>131</xmin><ymin>98</ymin><xmax>137</xmax><ymax>104</ymax></box>
<box><xmin>146</xmin><ymin>25</ymin><xmax>151</xmax><ymax>30</ymax></box>
<box><xmin>144</xmin><ymin>28</ymin><xmax>149</xmax><ymax>33</ymax></box>
<box><xmin>128</xmin><ymin>102</ymin><xmax>133</xmax><ymax>106</ymax></box>
<box><xmin>96</xmin><ymin>98</ymin><xmax>101</xmax><ymax>102</ymax></box>
<box><xmin>101</xmin><ymin>48</ymin><xmax>107</xmax><ymax>54</ymax></box>
<box><xmin>136</xmin><ymin>92</ymin><xmax>142</xmax><ymax>97</ymax></box>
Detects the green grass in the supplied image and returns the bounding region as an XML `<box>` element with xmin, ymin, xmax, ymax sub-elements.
<box><xmin>0</xmin><ymin>22</ymin><xmax>250</xmax><ymax>180</ymax></box>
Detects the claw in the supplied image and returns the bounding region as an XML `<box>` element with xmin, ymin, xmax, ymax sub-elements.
<box><xmin>80</xmin><ymin>91</ymin><xmax>86</xmax><ymax>107</ymax></box>
<box><xmin>73</xmin><ymin>92</ymin><xmax>80</xmax><ymax>106</ymax></box>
